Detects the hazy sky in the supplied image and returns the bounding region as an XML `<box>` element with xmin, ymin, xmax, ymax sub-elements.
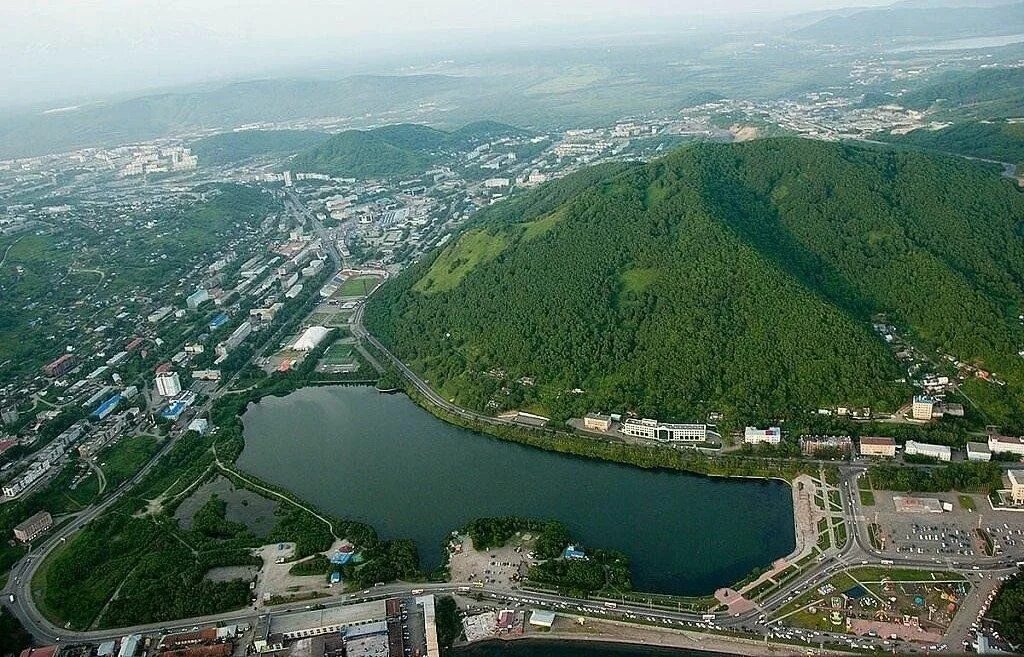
<box><xmin>0</xmin><ymin>0</ymin><xmax>892</xmax><ymax>107</ymax></box>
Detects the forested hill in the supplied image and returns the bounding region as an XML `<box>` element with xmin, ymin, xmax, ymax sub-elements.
<box><xmin>191</xmin><ymin>129</ymin><xmax>329</xmax><ymax>165</ymax></box>
<box><xmin>364</xmin><ymin>138</ymin><xmax>1024</xmax><ymax>426</ymax></box>
<box><xmin>289</xmin><ymin>121</ymin><xmax>528</xmax><ymax>178</ymax></box>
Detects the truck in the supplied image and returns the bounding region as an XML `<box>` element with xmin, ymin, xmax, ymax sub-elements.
<box><xmin>604</xmin><ymin>602</ymin><xmax>617</xmax><ymax>609</ymax></box>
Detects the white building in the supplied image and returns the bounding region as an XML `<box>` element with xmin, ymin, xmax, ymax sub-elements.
<box><xmin>967</xmin><ymin>441</ymin><xmax>991</xmax><ymax>462</ymax></box>
<box><xmin>989</xmin><ymin>434</ymin><xmax>1024</xmax><ymax>458</ymax></box>
<box><xmin>911</xmin><ymin>395</ymin><xmax>935</xmax><ymax>421</ymax></box>
<box><xmin>583</xmin><ymin>413</ymin><xmax>612</xmax><ymax>432</ymax></box>
<box><xmin>905</xmin><ymin>440</ymin><xmax>952</xmax><ymax>462</ymax></box>
<box><xmin>744</xmin><ymin>426</ymin><xmax>781</xmax><ymax>445</ymax></box>
<box><xmin>293</xmin><ymin>326</ymin><xmax>330</xmax><ymax>352</ymax></box>
<box><xmin>155</xmin><ymin>371</ymin><xmax>182</xmax><ymax>398</ymax></box>
<box><xmin>186</xmin><ymin>289</ymin><xmax>211</xmax><ymax>310</ymax></box>
<box><xmin>621</xmin><ymin>418</ymin><xmax>708</xmax><ymax>443</ymax></box>
<box><xmin>1009</xmin><ymin>470</ymin><xmax>1024</xmax><ymax>505</ymax></box>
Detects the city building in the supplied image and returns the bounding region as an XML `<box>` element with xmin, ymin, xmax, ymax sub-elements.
<box><xmin>13</xmin><ymin>510</ymin><xmax>53</xmax><ymax>542</ymax></box>
<box><xmin>19</xmin><ymin>647</ymin><xmax>58</xmax><ymax>657</ymax></box>
<box><xmin>192</xmin><ymin>369</ymin><xmax>222</xmax><ymax>381</ymax></box>
<box><xmin>904</xmin><ymin>440</ymin><xmax>952</xmax><ymax>462</ymax></box>
<box><xmin>989</xmin><ymin>433</ymin><xmax>1024</xmax><ymax>459</ymax></box>
<box><xmin>293</xmin><ymin>325</ymin><xmax>330</xmax><ymax>352</ymax></box>
<box><xmin>859</xmin><ymin>436</ymin><xmax>897</xmax><ymax>458</ymax></box>
<box><xmin>620</xmin><ymin>418</ymin><xmax>708</xmax><ymax>443</ymax></box>
<box><xmin>155</xmin><ymin>371</ymin><xmax>182</xmax><ymax>398</ymax></box>
<box><xmin>744</xmin><ymin>426</ymin><xmax>781</xmax><ymax>445</ymax></box>
<box><xmin>186</xmin><ymin>289</ymin><xmax>211</xmax><ymax>310</ymax></box>
<box><xmin>911</xmin><ymin>395</ymin><xmax>935</xmax><ymax>421</ymax></box>
<box><xmin>528</xmin><ymin>610</ymin><xmax>556</xmax><ymax>629</ymax></box>
<box><xmin>800</xmin><ymin>435</ymin><xmax>853</xmax><ymax>456</ymax></box>
<box><xmin>967</xmin><ymin>441</ymin><xmax>991</xmax><ymax>462</ymax></box>
<box><xmin>43</xmin><ymin>353</ymin><xmax>76</xmax><ymax>378</ymax></box>
<box><xmin>1009</xmin><ymin>470</ymin><xmax>1024</xmax><ymax>505</ymax></box>
<box><xmin>583</xmin><ymin>413</ymin><xmax>612</xmax><ymax>432</ymax></box>
<box><xmin>117</xmin><ymin>634</ymin><xmax>142</xmax><ymax>657</ymax></box>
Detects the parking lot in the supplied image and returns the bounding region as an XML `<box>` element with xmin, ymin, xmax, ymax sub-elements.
<box><xmin>867</xmin><ymin>491</ymin><xmax>1024</xmax><ymax>562</ymax></box>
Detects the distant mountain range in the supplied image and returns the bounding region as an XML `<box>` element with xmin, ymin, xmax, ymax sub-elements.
<box><xmin>288</xmin><ymin>121</ymin><xmax>530</xmax><ymax>178</ymax></box>
<box><xmin>792</xmin><ymin>1</ymin><xmax>1024</xmax><ymax>42</ymax></box>
<box><xmin>365</xmin><ymin>138</ymin><xmax>1024</xmax><ymax>426</ymax></box>
<box><xmin>0</xmin><ymin>75</ymin><xmax>475</xmax><ymax>159</ymax></box>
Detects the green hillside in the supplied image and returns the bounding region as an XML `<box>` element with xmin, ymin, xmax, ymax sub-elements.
<box><xmin>899</xmin><ymin>67</ymin><xmax>1024</xmax><ymax>119</ymax></box>
<box><xmin>290</xmin><ymin>121</ymin><xmax>529</xmax><ymax>178</ymax></box>
<box><xmin>190</xmin><ymin>129</ymin><xmax>329</xmax><ymax>165</ymax></box>
<box><xmin>883</xmin><ymin>120</ymin><xmax>1024</xmax><ymax>166</ymax></box>
<box><xmin>365</xmin><ymin>138</ymin><xmax>1024</xmax><ymax>426</ymax></box>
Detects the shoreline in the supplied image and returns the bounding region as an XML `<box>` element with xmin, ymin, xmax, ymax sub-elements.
<box><xmin>240</xmin><ymin>383</ymin><xmax>801</xmax><ymax>603</ymax></box>
<box><xmin>457</xmin><ymin>622</ymin><xmax>856</xmax><ymax>656</ymax></box>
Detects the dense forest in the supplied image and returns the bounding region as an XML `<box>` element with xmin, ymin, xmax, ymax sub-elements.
<box><xmin>884</xmin><ymin>120</ymin><xmax>1024</xmax><ymax>167</ymax></box>
<box><xmin>365</xmin><ymin>138</ymin><xmax>1024</xmax><ymax>425</ymax></box>
<box><xmin>990</xmin><ymin>571</ymin><xmax>1024</xmax><ymax>645</ymax></box>
<box><xmin>191</xmin><ymin>129</ymin><xmax>329</xmax><ymax>165</ymax></box>
<box><xmin>289</xmin><ymin>121</ymin><xmax>529</xmax><ymax>178</ymax></box>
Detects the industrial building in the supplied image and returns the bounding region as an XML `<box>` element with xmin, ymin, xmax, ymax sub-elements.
<box><xmin>859</xmin><ymin>436</ymin><xmax>896</xmax><ymax>458</ymax></box>
<box><xmin>13</xmin><ymin>510</ymin><xmax>52</xmax><ymax>542</ymax></box>
<box><xmin>156</xmin><ymin>371</ymin><xmax>182</xmax><ymax>398</ymax></box>
<box><xmin>904</xmin><ymin>440</ymin><xmax>951</xmax><ymax>462</ymax></box>
<box><xmin>620</xmin><ymin>418</ymin><xmax>708</xmax><ymax>443</ymax></box>
<box><xmin>744</xmin><ymin>426</ymin><xmax>781</xmax><ymax>445</ymax></box>
<box><xmin>293</xmin><ymin>326</ymin><xmax>330</xmax><ymax>351</ymax></box>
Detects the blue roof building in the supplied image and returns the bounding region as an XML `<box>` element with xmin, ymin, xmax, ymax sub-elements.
<box><xmin>92</xmin><ymin>394</ymin><xmax>122</xmax><ymax>420</ymax></box>
<box><xmin>209</xmin><ymin>313</ymin><xmax>229</xmax><ymax>330</ymax></box>
<box><xmin>563</xmin><ymin>545</ymin><xmax>587</xmax><ymax>560</ymax></box>
<box><xmin>330</xmin><ymin>551</ymin><xmax>353</xmax><ymax>565</ymax></box>
<box><xmin>161</xmin><ymin>401</ymin><xmax>186</xmax><ymax>421</ymax></box>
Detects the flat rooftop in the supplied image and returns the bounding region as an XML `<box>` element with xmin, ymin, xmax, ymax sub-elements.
<box><xmin>269</xmin><ymin>601</ymin><xmax>386</xmax><ymax>638</ymax></box>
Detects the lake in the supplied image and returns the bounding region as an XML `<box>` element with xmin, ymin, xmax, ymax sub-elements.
<box><xmin>238</xmin><ymin>386</ymin><xmax>794</xmax><ymax>595</ymax></box>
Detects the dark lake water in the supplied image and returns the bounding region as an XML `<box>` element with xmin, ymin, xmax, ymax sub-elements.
<box><xmin>238</xmin><ymin>386</ymin><xmax>794</xmax><ymax>595</ymax></box>
<box><xmin>453</xmin><ymin>639</ymin><xmax>713</xmax><ymax>657</ymax></box>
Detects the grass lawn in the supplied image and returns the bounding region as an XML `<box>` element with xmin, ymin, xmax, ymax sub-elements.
<box><xmin>98</xmin><ymin>436</ymin><xmax>161</xmax><ymax>490</ymax></box>
<box><xmin>958</xmin><ymin>495</ymin><xmax>976</xmax><ymax>511</ymax></box>
<box><xmin>859</xmin><ymin>489</ymin><xmax>875</xmax><ymax>506</ymax></box>
<box><xmin>339</xmin><ymin>275</ymin><xmax>379</xmax><ymax>297</ymax></box>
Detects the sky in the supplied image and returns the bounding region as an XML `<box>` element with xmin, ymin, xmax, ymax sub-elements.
<box><xmin>0</xmin><ymin>0</ymin><xmax>894</xmax><ymax>108</ymax></box>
